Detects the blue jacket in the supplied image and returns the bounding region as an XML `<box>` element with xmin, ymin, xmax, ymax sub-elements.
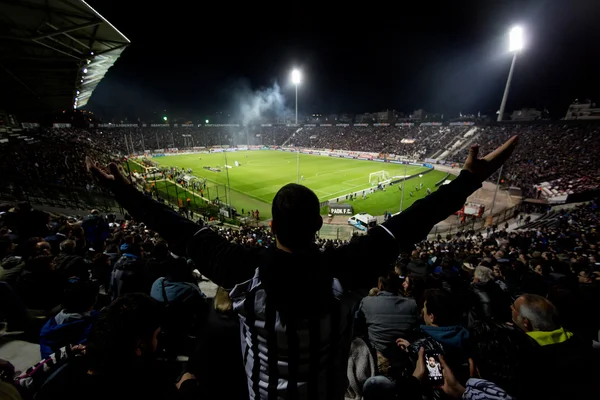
<box><xmin>39</xmin><ymin>310</ymin><xmax>99</xmax><ymax>359</ymax></box>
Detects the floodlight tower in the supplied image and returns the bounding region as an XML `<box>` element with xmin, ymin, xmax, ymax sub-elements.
<box><xmin>497</xmin><ymin>26</ymin><xmax>524</xmax><ymax>121</ymax></box>
<box><xmin>291</xmin><ymin>69</ymin><xmax>301</xmax><ymax>125</ymax></box>
<box><xmin>291</xmin><ymin>69</ymin><xmax>301</xmax><ymax>183</ymax></box>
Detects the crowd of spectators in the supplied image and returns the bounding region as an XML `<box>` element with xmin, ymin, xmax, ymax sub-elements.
<box><xmin>0</xmin><ymin>135</ymin><xmax>599</xmax><ymax>400</ymax></box>
<box><xmin>288</xmin><ymin>125</ymin><xmax>465</xmax><ymax>160</ymax></box>
<box><xmin>451</xmin><ymin>124</ymin><xmax>600</xmax><ymax>198</ymax></box>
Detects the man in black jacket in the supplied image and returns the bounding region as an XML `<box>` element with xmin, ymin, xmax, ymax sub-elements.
<box><xmin>87</xmin><ymin>137</ymin><xmax>517</xmax><ymax>400</ymax></box>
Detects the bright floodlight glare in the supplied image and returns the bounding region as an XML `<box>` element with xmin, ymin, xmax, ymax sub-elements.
<box><xmin>163</xmin><ymin>116</ymin><xmax>167</xmax><ymax>121</ymax></box>
<box><xmin>509</xmin><ymin>26</ymin><xmax>524</xmax><ymax>52</ymax></box>
<box><xmin>205</xmin><ymin>119</ymin><xmax>209</xmax><ymax>124</ymax></box>
<box><xmin>291</xmin><ymin>69</ymin><xmax>301</xmax><ymax>85</ymax></box>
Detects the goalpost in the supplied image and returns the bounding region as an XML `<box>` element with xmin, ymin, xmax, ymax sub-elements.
<box><xmin>369</xmin><ymin>170</ymin><xmax>390</xmax><ymax>185</ymax></box>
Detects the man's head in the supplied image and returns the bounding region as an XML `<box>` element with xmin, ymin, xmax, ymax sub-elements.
<box><xmin>473</xmin><ymin>265</ymin><xmax>494</xmax><ymax>283</ymax></box>
<box><xmin>86</xmin><ymin>294</ymin><xmax>161</xmax><ymax>374</ymax></box>
<box><xmin>377</xmin><ymin>272</ymin><xmax>400</xmax><ymax>295</ymax></box>
<box><xmin>271</xmin><ymin>184</ymin><xmax>322</xmax><ymax>252</ymax></box>
<box><xmin>511</xmin><ymin>294</ymin><xmax>559</xmax><ymax>332</ymax></box>
<box><xmin>59</xmin><ymin>239</ymin><xmax>76</xmax><ymax>254</ymax></box>
<box><xmin>428</xmin><ymin>357</ymin><xmax>437</xmax><ymax>368</ymax></box>
<box><xmin>422</xmin><ymin>288</ymin><xmax>460</xmax><ymax>327</ymax></box>
<box><xmin>63</xmin><ymin>278</ymin><xmax>98</xmax><ymax>314</ymax></box>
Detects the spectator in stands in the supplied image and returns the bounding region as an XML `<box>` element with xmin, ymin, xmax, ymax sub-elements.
<box><xmin>150</xmin><ymin>257</ymin><xmax>207</xmax><ymax>356</ymax></box>
<box><xmin>43</xmin><ymin>224</ymin><xmax>71</xmax><ymax>255</ymax></box>
<box><xmin>0</xmin><ymin>236</ymin><xmax>24</xmax><ymax>287</ymax></box>
<box><xmin>189</xmin><ymin>287</ymin><xmax>249</xmax><ymax>399</ymax></box>
<box><xmin>407</xmin><ymin>251</ymin><xmax>429</xmax><ymax>278</ymax></box>
<box><xmin>39</xmin><ymin>277</ymin><xmax>99</xmax><ymax>358</ymax></box>
<box><xmin>356</xmin><ymin>273</ymin><xmax>418</xmax><ymax>360</ymax></box>
<box><xmin>53</xmin><ymin>239</ymin><xmax>89</xmax><ymax>282</ymax></box>
<box><xmin>36</xmin><ymin>293</ymin><xmax>198</xmax><ymax>400</ymax></box>
<box><xmin>436</xmin><ymin>320</ymin><xmax>538</xmax><ymax>399</ymax></box>
<box><xmin>2</xmin><ymin>203</ymin><xmax>49</xmax><ymax>242</ymax></box>
<box><xmin>397</xmin><ymin>289</ymin><xmax>471</xmax><ymax>399</ymax></box>
<box><xmin>87</xmin><ymin>136</ymin><xmax>517</xmax><ymax>399</ymax></box>
<box><xmin>81</xmin><ymin>210</ymin><xmax>109</xmax><ymax>252</ymax></box>
<box><xmin>109</xmin><ymin>241</ymin><xmax>144</xmax><ymax>300</ymax></box>
<box><xmin>143</xmin><ymin>239</ymin><xmax>173</xmax><ymax>291</ymax></box>
<box><xmin>511</xmin><ymin>293</ymin><xmax>598</xmax><ymax>399</ymax></box>
<box><xmin>16</xmin><ymin>254</ymin><xmax>62</xmax><ymax>311</ymax></box>
<box><xmin>402</xmin><ymin>274</ymin><xmax>426</xmax><ymax>307</ymax></box>
<box><xmin>468</xmin><ymin>266</ymin><xmax>511</xmax><ymax>326</ymax></box>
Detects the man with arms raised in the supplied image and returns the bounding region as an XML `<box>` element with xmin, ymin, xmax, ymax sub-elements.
<box><xmin>87</xmin><ymin>137</ymin><xmax>517</xmax><ymax>400</ymax></box>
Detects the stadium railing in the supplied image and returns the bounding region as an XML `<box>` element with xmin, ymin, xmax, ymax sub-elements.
<box><xmin>427</xmin><ymin>204</ymin><xmax>520</xmax><ymax>238</ymax></box>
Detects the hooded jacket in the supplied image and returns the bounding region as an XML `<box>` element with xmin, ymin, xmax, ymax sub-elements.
<box><xmin>39</xmin><ymin>310</ymin><xmax>99</xmax><ymax>359</ymax></box>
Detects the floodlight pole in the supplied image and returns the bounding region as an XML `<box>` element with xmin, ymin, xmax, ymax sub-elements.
<box><xmin>295</xmin><ymin>83</ymin><xmax>298</xmax><ymax>125</ymax></box>
<box><xmin>399</xmin><ymin>161</ymin><xmax>408</xmax><ymax>213</ymax></box>
<box><xmin>223</xmin><ymin>149</ymin><xmax>233</xmax><ymax>218</ymax></box>
<box><xmin>497</xmin><ymin>52</ymin><xmax>517</xmax><ymax>122</ymax></box>
<box><xmin>295</xmin><ymin>82</ymin><xmax>299</xmax><ymax>183</ymax></box>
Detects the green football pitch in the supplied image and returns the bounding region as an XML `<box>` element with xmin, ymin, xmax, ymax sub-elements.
<box><xmin>145</xmin><ymin>150</ymin><xmax>451</xmax><ymax>220</ymax></box>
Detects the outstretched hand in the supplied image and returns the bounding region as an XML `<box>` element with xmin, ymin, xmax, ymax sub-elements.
<box><xmin>463</xmin><ymin>135</ymin><xmax>518</xmax><ymax>182</ymax></box>
<box><xmin>86</xmin><ymin>157</ymin><xmax>131</xmax><ymax>189</ymax></box>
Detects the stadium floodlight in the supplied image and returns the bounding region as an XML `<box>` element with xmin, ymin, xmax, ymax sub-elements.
<box><xmin>498</xmin><ymin>26</ymin><xmax>524</xmax><ymax>122</ymax></box>
<box><xmin>83</xmin><ymin>68</ymin><xmax>88</xmax><ymax>73</ymax></box>
<box><xmin>291</xmin><ymin>69</ymin><xmax>301</xmax><ymax>85</ymax></box>
<box><xmin>205</xmin><ymin>119</ymin><xmax>209</xmax><ymax>124</ymax></box>
<box><xmin>509</xmin><ymin>26</ymin><xmax>524</xmax><ymax>52</ymax></box>
<box><xmin>163</xmin><ymin>116</ymin><xmax>167</xmax><ymax>121</ymax></box>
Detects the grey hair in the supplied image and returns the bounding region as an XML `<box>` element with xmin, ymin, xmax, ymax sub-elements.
<box><xmin>474</xmin><ymin>266</ymin><xmax>494</xmax><ymax>283</ymax></box>
<box><xmin>519</xmin><ymin>294</ymin><xmax>559</xmax><ymax>331</ymax></box>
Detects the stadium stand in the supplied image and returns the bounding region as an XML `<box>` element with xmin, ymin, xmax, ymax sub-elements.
<box><xmin>3</xmin><ymin>123</ymin><xmax>599</xmax><ymax>208</ymax></box>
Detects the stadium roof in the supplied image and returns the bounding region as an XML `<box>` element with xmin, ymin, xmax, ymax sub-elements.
<box><xmin>0</xmin><ymin>0</ymin><xmax>130</xmax><ymax>116</ymax></box>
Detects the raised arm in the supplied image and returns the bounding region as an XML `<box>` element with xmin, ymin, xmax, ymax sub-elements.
<box><xmin>329</xmin><ymin>136</ymin><xmax>518</xmax><ymax>289</ymax></box>
<box><xmin>87</xmin><ymin>160</ymin><xmax>260</xmax><ymax>288</ymax></box>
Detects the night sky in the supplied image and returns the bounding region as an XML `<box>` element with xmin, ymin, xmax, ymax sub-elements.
<box><xmin>86</xmin><ymin>0</ymin><xmax>600</xmax><ymax>121</ymax></box>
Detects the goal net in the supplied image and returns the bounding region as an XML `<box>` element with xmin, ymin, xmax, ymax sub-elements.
<box><xmin>369</xmin><ymin>170</ymin><xmax>390</xmax><ymax>185</ymax></box>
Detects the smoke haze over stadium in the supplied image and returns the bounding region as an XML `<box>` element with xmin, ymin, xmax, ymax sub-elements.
<box><xmin>86</xmin><ymin>0</ymin><xmax>600</xmax><ymax>121</ymax></box>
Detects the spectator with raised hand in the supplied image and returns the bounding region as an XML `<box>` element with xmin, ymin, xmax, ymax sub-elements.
<box><xmin>86</xmin><ymin>136</ymin><xmax>517</xmax><ymax>399</ymax></box>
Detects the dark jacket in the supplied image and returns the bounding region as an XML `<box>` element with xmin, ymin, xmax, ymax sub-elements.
<box><xmin>523</xmin><ymin>333</ymin><xmax>599</xmax><ymax>400</ymax></box>
<box><xmin>109</xmin><ymin>254</ymin><xmax>144</xmax><ymax>300</ymax></box>
<box><xmin>53</xmin><ymin>253</ymin><xmax>89</xmax><ymax>281</ymax></box>
<box><xmin>39</xmin><ymin>310</ymin><xmax>99</xmax><ymax>359</ymax></box>
<box><xmin>189</xmin><ymin>300</ymin><xmax>248</xmax><ymax>399</ymax></box>
<box><xmin>407</xmin><ymin>259</ymin><xmax>428</xmax><ymax>278</ymax></box>
<box><xmin>107</xmin><ymin>170</ymin><xmax>482</xmax><ymax>400</ymax></box>
<box><xmin>468</xmin><ymin>280</ymin><xmax>511</xmax><ymax>326</ymax></box>
<box><xmin>357</xmin><ymin>291</ymin><xmax>418</xmax><ymax>356</ymax></box>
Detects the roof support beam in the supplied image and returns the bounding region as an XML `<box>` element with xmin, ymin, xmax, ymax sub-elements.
<box><xmin>31</xmin><ymin>39</ymin><xmax>80</xmax><ymax>60</ymax></box>
<box><xmin>32</xmin><ymin>21</ymin><xmax>101</xmax><ymax>41</ymax></box>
